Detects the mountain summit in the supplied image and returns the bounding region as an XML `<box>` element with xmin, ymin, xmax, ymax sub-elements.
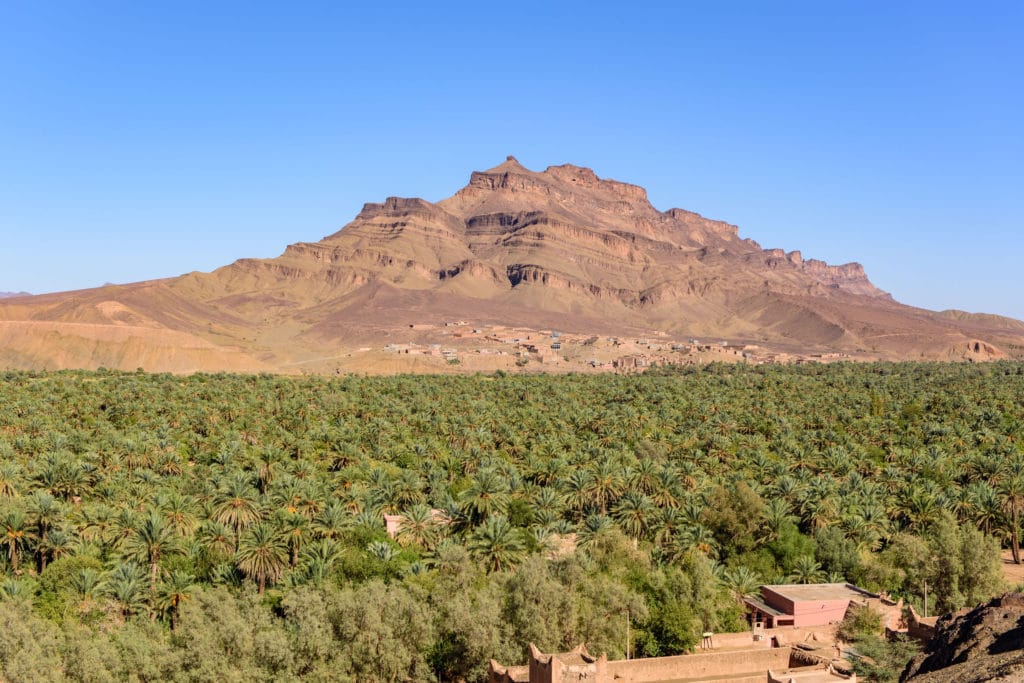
<box><xmin>0</xmin><ymin>159</ymin><xmax>1020</xmax><ymax>372</ymax></box>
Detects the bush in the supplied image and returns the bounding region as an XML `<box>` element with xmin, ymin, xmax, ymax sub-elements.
<box><xmin>836</xmin><ymin>604</ymin><xmax>882</xmax><ymax>642</ymax></box>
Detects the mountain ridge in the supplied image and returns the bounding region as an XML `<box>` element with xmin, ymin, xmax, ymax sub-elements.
<box><xmin>0</xmin><ymin>158</ymin><xmax>1021</xmax><ymax>373</ymax></box>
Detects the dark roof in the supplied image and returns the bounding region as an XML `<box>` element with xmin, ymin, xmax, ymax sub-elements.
<box><xmin>744</xmin><ymin>597</ymin><xmax>785</xmax><ymax>617</ymax></box>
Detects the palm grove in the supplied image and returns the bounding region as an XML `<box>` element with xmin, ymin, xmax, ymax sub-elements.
<box><xmin>0</xmin><ymin>362</ymin><xmax>1017</xmax><ymax>681</ymax></box>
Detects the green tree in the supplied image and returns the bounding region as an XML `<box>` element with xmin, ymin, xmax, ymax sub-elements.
<box><xmin>0</xmin><ymin>508</ymin><xmax>33</xmax><ymax>574</ymax></box>
<box><xmin>469</xmin><ymin>516</ymin><xmax>526</xmax><ymax>572</ymax></box>
<box><xmin>122</xmin><ymin>509</ymin><xmax>181</xmax><ymax>596</ymax></box>
<box><xmin>328</xmin><ymin>581</ymin><xmax>435</xmax><ymax>683</ymax></box>
<box><xmin>235</xmin><ymin>522</ymin><xmax>288</xmax><ymax>594</ymax></box>
<box><xmin>212</xmin><ymin>474</ymin><xmax>262</xmax><ymax>549</ymax></box>
<box><xmin>156</xmin><ymin>570</ymin><xmax>197</xmax><ymax>629</ymax></box>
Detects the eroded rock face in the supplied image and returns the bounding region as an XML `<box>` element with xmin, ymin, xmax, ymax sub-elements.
<box><xmin>902</xmin><ymin>594</ymin><xmax>1024</xmax><ymax>682</ymax></box>
<box><xmin>235</xmin><ymin>156</ymin><xmax>893</xmax><ymax>313</ymax></box>
<box><xmin>0</xmin><ymin>157</ymin><xmax>1021</xmax><ymax>371</ymax></box>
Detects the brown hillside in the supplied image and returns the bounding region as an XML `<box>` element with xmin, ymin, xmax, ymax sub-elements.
<box><xmin>902</xmin><ymin>593</ymin><xmax>1024</xmax><ymax>682</ymax></box>
<box><xmin>1</xmin><ymin>158</ymin><xmax>1022</xmax><ymax>373</ymax></box>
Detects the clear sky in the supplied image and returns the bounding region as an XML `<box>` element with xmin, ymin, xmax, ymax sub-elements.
<box><xmin>1</xmin><ymin>2</ymin><xmax>1021</xmax><ymax>317</ymax></box>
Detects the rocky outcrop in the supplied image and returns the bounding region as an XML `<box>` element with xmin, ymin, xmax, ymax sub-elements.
<box><xmin>798</xmin><ymin>258</ymin><xmax>888</xmax><ymax>299</ymax></box>
<box><xmin>902</xmin><ymin>594</ymin><xmax>1024</xmax><ymax>682</ymax></box>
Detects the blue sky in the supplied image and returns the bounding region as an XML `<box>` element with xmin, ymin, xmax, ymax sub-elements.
<box><xmin>2</xmin><ymin>2</ymin><xmax>1021</xmax><ymax>317</ymax></box>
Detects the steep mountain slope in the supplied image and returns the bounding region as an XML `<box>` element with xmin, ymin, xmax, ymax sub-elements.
<box><xmin>0</xmin><ymin>158</ymin><xmax>1021</xmax><ymax>372</ymax></box>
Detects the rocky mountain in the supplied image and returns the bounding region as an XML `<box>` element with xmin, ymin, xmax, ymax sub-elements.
<box><xmin>902</xmin><ymin>593</ymin><xmax>1024</xmax><ymax>682</ymax></box>
<box><xmin>0</xmin><ymin>292</ymin><xmax>30</xmax><ymax>299</ymax></box>
<box><xmin>1</xmin><ymin>157</ymin><xmax>1021</xmax><ymax>373</ymax></box>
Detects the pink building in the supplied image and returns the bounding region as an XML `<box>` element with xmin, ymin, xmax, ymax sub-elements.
<box><xmin>745</xmin><ymin>583</ymin><xmax>878</xmax><ymax>628</ymax></box>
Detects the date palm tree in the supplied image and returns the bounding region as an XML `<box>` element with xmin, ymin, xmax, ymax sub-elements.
<box><xmin>70</xmin><ymin>567</ymin><xmax>103</xmax><ymax>613</ymax></box>
<box><xmin>999</xmin><ymin>466</ymin><xmax>1024</xmax><ymax>564</ymax></box>
<box><xmin>156</xmin><ymin>570</ymin><xmax>197</xmax><ymax>630</ymax></box>
<box><xmin>256</xmin><ymin>445</ymin><xmax>283</xmax><ymax>495</ymax></box>
<box><xmin>627</xmin><ymin>459</ymin><xmax>659</xmax><ymax>495</ymax></box>
<box><xmin>585</xmin><ymin>459</ymin><xmax>625</xmax><ymax>516</ymax></box>
<box><xmin>562</xmin><ymin>469</ymin><xmax>593</xmax><ymax>521</ymax></box>
<box><xmin>468</xmin><ymin>515</ymin><xmax>525</xmax><ymax>572</ymax></box>
<box><xmin>39</xmin><ymin>527</ymin><xmax>74</xmax><ymax>568</ymax></box>
<box><xmin>123</xmin><ymin>510</ymin><xmax>181</xmax><ymax>595</ymax></box>
<box><xmin>650</xmin><ymin>468</ymin><xmax>682</xmax><ymax>509</ymax></box>
<box><xmin>459</xmin><ymin>468</ymin><xmax>509</xmax><ymax>525</ymax></box>
<box><xmin>0</xmin><ymin>509</ymin><xmax>32</xmax><ymax>574</ymax></box>
<box><xmin>212</xmin><ymin>473</ymin><xmax>262</xmax><ymax>549</ymax></box>
<box><xmin>396</xmin><ymin>504</ymin><xmax>439</xmax><ymax>550</ymax></box>
<box><xmin>157</xmin><ymin>490</ymin><xmax>198</xmax><ymax>537</ymax></box>
<box><xmin>28</xmin><ymin>491</ymin><xmax>63</xmax><ymax>572</ymax></box>
<box><xmin>613</xmin><ymin>492</ymin><xmax>654</xmax><ymax>542</ymax></box>
<box><xmin>299</xmin><ymin>538</ymin><xmax>342</xmax><ymax>585</ymax></box>
<box><xmin>367</xmin><ymin>540</ymin><xmax>398</xmax><ymax>565</ymax></box>
<box><xmin>195</xmin><ymin>519</ymin><xmax>235</xmax><ymax>565</ymax></box>
<box><xmin>968</xmin><ymin>481</ymin><xmax>1001</xmax><ymax>536</ymax></box>
<box><xmin>0</xmin><ymin>462</ymin><xmax>20</xmax><ymax>498</ymax></box>
<box><xmin>104</xmin><ymin>562</ymin><xmax>148</xmax><ymax>619</ymax></box>
<box><xmin>576</xmin><ymin>514</ymin><xmax>615</xmax><ymax>548</ymax></box>
<box><xmin>720</xmin><ymin>565</ymin><xmax>762</xmax><ymax>605</ymax></box>
<box><xmin>312</xmin><ymin>501</ymin><xmax>350</xmax><ymax>540</ymax></box>
<box><xmin>235</xmin><ymin>522</ymin><xmax>288</xmax><ymax>594</ymax></box>
<box><xmin>277</xmin><ymin>511</ymin><xmax>309</xmax><ymax>568</ymax></box>
<box><xmin>788</xmin><ymin>556</ymin><xmax>825</xmax><ymax>584</ymax></box>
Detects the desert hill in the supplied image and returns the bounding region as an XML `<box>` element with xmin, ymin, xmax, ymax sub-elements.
<box><xmin>1</xmin><ymin>157</ymin><xmax>1022</xmax><ymax>373</ymax></box>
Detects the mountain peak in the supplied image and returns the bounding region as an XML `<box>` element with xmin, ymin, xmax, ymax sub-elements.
<box><xmin>483</xmin><ymin>155</ymin><xmax>529</xmax><ymax>173</ymax></box>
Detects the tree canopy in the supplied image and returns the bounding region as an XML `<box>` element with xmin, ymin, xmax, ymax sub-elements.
<box><xmin>0</xmin><ymin>361</ymin><xmax>1019</xmax><ymax>680</ymax></box>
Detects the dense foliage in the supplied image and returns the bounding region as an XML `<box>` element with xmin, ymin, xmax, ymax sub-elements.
<box><xmin>837</xmin><ymin>606</ymin><xmax>920</xmax><ymax>683</ymax></box>
<box><xmin>0</xmin><ymin>362</ymin><xmax>1020</xmax><ymax>681</ymax></box>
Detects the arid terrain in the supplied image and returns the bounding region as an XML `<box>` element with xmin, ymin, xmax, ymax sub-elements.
<box><xmin>902</xmin><ymin>594</ymin><xmax>1024</xmax><ymax>682</ymax></box>
<box><xmin>2</xmin><ymin>158</ymin><xmax>1022</xmax><ymax>374</ymax></box>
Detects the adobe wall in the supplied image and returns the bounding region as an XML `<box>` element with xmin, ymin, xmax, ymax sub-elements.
<box><xmin>605</xmin><ymin>646</ymin><xmax>792</xmax><ymax>682</ymax></box>
<box><xmin>764</xmin><ymin>625</ymin><xmax>839</xmax><ymax>648</ymax></box>
<box><xmin>791</xmin><ymin>599</ymin><xmax>852</xmax><ymax>626</ymax></box>
<box><xmin>703</xmin><ymin>631</ymin><xmax>770</xmax><ymax>649</ymax></box>
<box><xmin>905</xmin><ymin>605</ymin><xmax>937</xmax><ymax>643</ymax></box>
<box><xmin>489</xmin><ymin>663</ymin><xmax>529</xmax><ymax>683</ymax></box>
<box><xmin>768</xmin><ymin>668</ymin><xmax>855</xmax><ymax>683</ymax></box>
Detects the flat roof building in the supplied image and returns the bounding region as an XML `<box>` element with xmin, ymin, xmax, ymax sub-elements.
<box><xmin>745</xmin><ymin>583</ymin><xmax>878</xmax><ymax>628</ymax></box>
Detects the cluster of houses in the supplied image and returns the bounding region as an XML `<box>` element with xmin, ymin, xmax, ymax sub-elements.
<box><xmin>491</xmin><ymin>581</ymin><xmax>935</xmax><ymax>683</ymax></box>
<box><xmin>379</xmin><ymin>321</ymin><xmax>852</xmax><ymax>371</ymax></box>
<box><xmin>383</xmin><ymin>343</ymin><xmax>463</xmax><ymax>362</ymax></box>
